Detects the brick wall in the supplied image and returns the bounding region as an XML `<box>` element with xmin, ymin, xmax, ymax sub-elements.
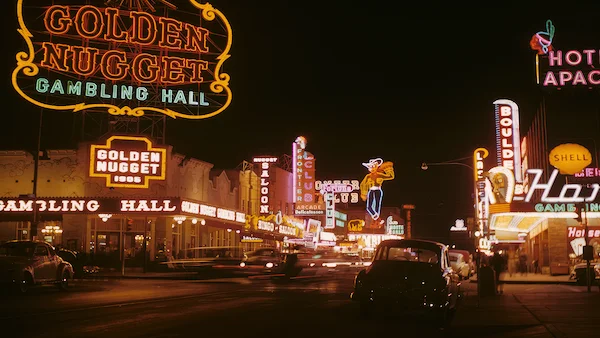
<box><xmin>548</xmin><ymin>219</ymin><xmax>569</xmax><ymax>265</ymax></box>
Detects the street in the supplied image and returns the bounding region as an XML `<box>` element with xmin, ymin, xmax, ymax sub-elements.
<box><xmin>1</xmin><ymin>274</ymin><xmax>599</xmax><ymax>338</ymax></box>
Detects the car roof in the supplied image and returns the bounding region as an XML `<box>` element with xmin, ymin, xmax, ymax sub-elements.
<box><xmin>379</xmin><ymin>239</ymin><xmax>446</xmax><ymax>253</ymax></box>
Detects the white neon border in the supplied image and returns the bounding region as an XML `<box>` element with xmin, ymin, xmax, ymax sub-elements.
<box><xmin>493</xmin><ymin>99</ymin><xmax>522</xmax><ymax>183</ymax></box>
<box><xmin>486</xmin><ymin>166</ymin><xmax>516</xmax><ymax>204</ymax></box>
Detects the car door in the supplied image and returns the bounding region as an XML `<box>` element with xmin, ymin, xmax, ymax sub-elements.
<box><xmin>442</xmin><ymin>249</ymin><xmax>459</xmax><ymax>307</ymax></box>
<box><xmin>33</xmin><ymin>244</ymin><xmax>51</xmax><ymax>281</ymax></box>
<box><xmin>46</xmin><ymin>245</ymin><xmax>61</xmax><ymax>281</ymax></box>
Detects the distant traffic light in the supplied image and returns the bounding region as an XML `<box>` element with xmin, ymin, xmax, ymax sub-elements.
<box><xmin>126</xmin><ymin>218</ymin><xmax>133</xmax><ymax>232</ymax></box>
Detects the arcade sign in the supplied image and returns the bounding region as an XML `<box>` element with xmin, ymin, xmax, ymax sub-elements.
<box><xmin>13</xmin><ymin>0</ymin><xmax>232</xmax><ymax>119</ymax></box>
<box><xmin>90</xmin><ymin>136</ymin><xmax>166</xmax><ymax>189</ymax></box>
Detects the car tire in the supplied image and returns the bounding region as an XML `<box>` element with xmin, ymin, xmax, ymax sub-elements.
<box><xmin>17</xmin><ymin>273</ymin><xmax>33</xmax><ymax>294</ymax></box>
<box><xmin>58</xmin><ymin>270</ymin><xmax>70</xmax><ymax>291</ymax></box>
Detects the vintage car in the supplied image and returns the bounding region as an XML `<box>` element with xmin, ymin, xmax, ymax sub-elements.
<box><xmin>351</xmin><ymin>239</ymin><xmax>462</xmax><ymax>326</ymax></box>
<box><xmin>449</xmin><ymin>251</ymin><xmax>471</xmax><ymax>280</ymax></box>
<box><xmin>239</xmin><ymin>247</ymin><xmax>283</xmax><ymax>273</ymax></box>
<box><xmin>0</xmin><ymin>240</ymin><xmax>74</xmax><ymax>293</ymax></box>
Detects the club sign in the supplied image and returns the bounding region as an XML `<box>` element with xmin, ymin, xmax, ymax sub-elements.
<box><xmin>90</xmin><ymin>136</ymin><xmax>166</xmax><ymax>189</ymax></box>
<box><xmin>12</xmin><ymin>0</ymin><xmax>232</xmax><ymax>120</ymax></box>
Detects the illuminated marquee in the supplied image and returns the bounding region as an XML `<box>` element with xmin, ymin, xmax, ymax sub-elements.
<box><xmin>360</xmin><ymin>158</ymin><xmax>395</xmax><ymax>226</ymax></box>
<box><xmin>293</xmin><ymin>137</ymin><xmax>323</xmax><ymax>215</ymax></box>
<box><xmin>0</xmin><ymin>197</ymin><xmax>180</xmax><ymax>214</ymax></box>
<box><xmin>13</xmin><ymin>0</ymin><xmax>232</xmax><ymax>119</ymax></box>
<box><xmin>180</xmin><ymin>200</ymin><xmax>245</xmax><ymax>223</ymax></box>
<box><xmin>89</xmin><ymin>135</ymin><xmax>166</xmax><ymax>189</ymax></box>
<box><xmin>493</xmin><ymin>99</ymin><xmax>523</xmax><ymax>190</ymax></box>
<box><xmin>315</xmin><ymin>180</ymin><xmax>360</xmax><ymax>203</ymax></box>
<box><xmin>253</xmin><ymin>157</ymin><xmax>278</xmax><ymax>215</ymax></box>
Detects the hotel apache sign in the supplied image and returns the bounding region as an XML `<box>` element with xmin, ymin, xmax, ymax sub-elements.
<box><xmin>90</xmin><ymin>136</ymin><xmax>166</xmax><ymax>189</ymax></box>
<box><xmin>532</xmin><ymin>20</ymin><xmax>600</xmax><ymax>88</ymax></box>
<box><xmin>12</xmin><ymin>0</ymin><xmax>232</xmax><ymax>120</ymax></box>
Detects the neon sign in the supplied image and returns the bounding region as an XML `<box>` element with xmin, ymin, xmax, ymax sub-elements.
<box><xmin>293</xmin><ymin>137</ymin><xmax>323</xmax><ymax>215</ymax></box>
<box><xmin>574</xmin><ymin>167</ymin><xmax>600</xmax><ymax>178</ymax></box>
<box><xmin>486</xmin><ymin>166</ymin><xmax>516</xmax><ymax>204</ymax></box>
<box><xmin>540</xmin><ymin>50</ymin><xmax>600</xmax><ymax>87</ymax></box>
<box><xmin>90</xmin><ymin>135</ymin><xmax>166</xmax><ymax>189</ymax></box>
<box><xmin>348</xmin><ymin>219</ymin><xmax>364</xmax><ymax>232</ymax></box>
<box><xmin>360</xmin><ymin>158</ymin><xmax>395</xmax><ymax>226</ymax></box>
<box><xmin>180</xmin><ymin>200</ymin><xmax>245</xmax><ymax>223</ymax></box>
<box><xmin>530</xmin><ymin>20</ymin><xmax>555</xmax><ymax>55</ymax></box>
<box><xmin>253</xmin><ymin>157</ymin><xmax>278</xmax><ymax>215</ymax></box>
<box><xmin>525</xmin><ymin>169</ymin><xmax>600</xmax><ymax>203</ymax></box>
<box><xmin>548</xmin><ymin>143</ymin><xmax>592</xmax><ymax>175</ymax></box>
<box><xmin>13</xmin><ymin>1</ymin><xmax>232</xmax><ymax>119</ymax></box>
<box><xmin>450</xmin><ymin>219</ymin><xmax>467</xmax><ymax>231</ymax></box>
<box><xmin>473</xmin><ymin>148</ymin><xmax>489</xmax><ymax>233</ymax></box>
<box><xmin>315</xmin><ymin>180</ymin><xmax>360</xmax><ymax>203</ymax></box>
<box><xmin>0</xmin><ymin>197</ymin><xmax>180</xmax><ymax>214</ymax></box>
<box><xmin>324</xmin><ymin>192</ymin><xmax>335</xmax><ymax>229</ymax></box>
<box><xmin>493</xmin><ymin>99</ymin><xmax>522</xmax><ymax>187</ymax></box>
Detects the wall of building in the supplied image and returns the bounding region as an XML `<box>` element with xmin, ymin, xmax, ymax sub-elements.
<box><xmin>270</xmin><ymin>166</ymin><xmax>294</xmax><ymax>215</ymax></box>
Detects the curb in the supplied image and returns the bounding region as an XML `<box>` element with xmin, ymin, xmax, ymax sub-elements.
<box><xmin>469</xmin><ymin>279</ymin><xmax>577</xmax><ymax>285</ymax></box>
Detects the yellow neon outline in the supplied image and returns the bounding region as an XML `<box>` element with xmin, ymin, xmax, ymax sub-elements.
<box><xmin>13</xmin><ymin>0</ymin><xmax>232</xmax><ymax>120</ymax></box>
<box><xmin>473</xmin><ymin>148</ymin><xmax>489</xmax><ymax>182</ymax></box>
<box><xmin>89</xmin><ymin>135</ymin><xmax>167</xmax><ymax>189</ymax></box>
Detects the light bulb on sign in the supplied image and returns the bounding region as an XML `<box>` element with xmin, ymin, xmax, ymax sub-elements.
<box><xmin>192</xmin><ymin>218</ymin><xmax>198</xmax><ymax>225</ymax></box>
<box><xmin>236</xmin><ymin>230</ymin><xmax>241</xmax><ymax>234</ymax></box>
<box><xmin>201</xmin><ymin>219</ymin><xmax>206</xmax><ymax>225</ymax></box>
<box><xmin>227</xmin><ymin>229</ymin><xmax>232</xmax><ymax>233</ymax></box>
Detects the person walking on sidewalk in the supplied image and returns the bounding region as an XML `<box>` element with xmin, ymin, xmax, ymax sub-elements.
<box><xmin>491</xmin><ymin>251</ymin><xmax>505</xmax><ymax>294</ymax></box>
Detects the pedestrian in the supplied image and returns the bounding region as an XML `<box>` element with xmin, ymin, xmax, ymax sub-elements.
<box><xmin>533</xmin><ymin>259</ymin><xmax>539</xmax><ymax>274</ymax></box>
<box><xmin>491</xmin><ymin>251</ymin><xmax>505</xmax><ymax>294</ymax></box>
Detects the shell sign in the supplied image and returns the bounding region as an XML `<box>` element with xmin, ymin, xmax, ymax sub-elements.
<box><xmin>549</xmin><ymin>143</ymin><xmax>592</xmax><ymax>175</ymax></box>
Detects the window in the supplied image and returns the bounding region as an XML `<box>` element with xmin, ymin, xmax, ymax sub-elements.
<box><xmin>375</xmin><ymin>246</ymin><xmax>439</xmax><ymax>264</ymax></box>
<box><xmin>34</xmin><ymin>245</ymin><xmax>49</xmax><ymax>257</ymax></box>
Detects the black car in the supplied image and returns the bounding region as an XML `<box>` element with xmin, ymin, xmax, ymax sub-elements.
<box><xmin>351</xmin><ymin>239</ymin><xmax>462</xmax><ymax>326</ymax></box>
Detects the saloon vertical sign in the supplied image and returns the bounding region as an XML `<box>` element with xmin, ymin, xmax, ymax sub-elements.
<box><xmin>293</xmin><ymin>136</ymin><xmax>323</xmax><ymax>216</ymax></box>
<box><xmin>13</xmin><ymin>1</ymin><xmax>233</xmax><ymax>120</ymax></box>
<box><xmin>253</xmin><ymin>157</ymin><xmax>278</xmax><ymax>215</ymax></box>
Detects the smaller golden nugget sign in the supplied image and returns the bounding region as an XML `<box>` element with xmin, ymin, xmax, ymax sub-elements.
<box><xmin>549</xmin><ymin>143</ymin><xmax>592</xmax><ymax>175</ymax></box>
<box><xmin>90</xmin><ymin>136</ymin><xmax>166</xmax><ymax>189</ymax></box>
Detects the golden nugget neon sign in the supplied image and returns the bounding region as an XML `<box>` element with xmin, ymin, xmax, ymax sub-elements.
<box><xmin>13</xmin><ymin>0</ymin><xmax>232</xmax><ymax>120</ymax></box>
<box><xmin>90</xmin><ymin>136</ymin><xmax>167</xmax><ymax>189</ymax></box>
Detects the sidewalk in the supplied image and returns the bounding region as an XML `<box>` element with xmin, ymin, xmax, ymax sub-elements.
<box><xmin>469</xmin><ymin>272</ymin><xmax>575</xmax><ymax>284</ymax></box>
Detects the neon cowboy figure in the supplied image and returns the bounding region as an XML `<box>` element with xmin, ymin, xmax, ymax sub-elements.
<box><xmin>360</xmin><ymin>158</ymin><xmax>395</xmax><ymax>227</ymax></box>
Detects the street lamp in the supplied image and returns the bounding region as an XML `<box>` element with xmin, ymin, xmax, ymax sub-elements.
<box><xmin>421</xmin><ymin>160</ymin><xmax>474</xmax><ymax>171</ymax></box>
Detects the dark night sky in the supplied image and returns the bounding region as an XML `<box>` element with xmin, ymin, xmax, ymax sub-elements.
<box><xmin>2</xmin><ymin>1</ymin><xmax>600</xmax><ymax>241</ymax></box>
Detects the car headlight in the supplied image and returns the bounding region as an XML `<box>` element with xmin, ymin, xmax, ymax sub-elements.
<box><xmin>265</xmin><ymin>262</ymin><xmax>274</xmax><ymax>268</ymax></box>
<box><xmin>239</xmin><ymin>262</ymin><xmax>246</xmax><ymax>268</ymax></box>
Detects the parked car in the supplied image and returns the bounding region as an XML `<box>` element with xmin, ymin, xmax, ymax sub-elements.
<box><xmin>448</xmin><ymin>252</ymin><xmax>471</xmax><ymax>279</ymax></box>
<box><xmin>0</xmin><ymin>240</ymin><xmax>74</xmax><ymax>293</ymax></box>
<box><xmin>351</xmin><ymin>239</ymin><xmax>462</xmax><ymax>327</ymax></box>
<box><xmin>573</xmin><ymin>262</ymin><xmax>600</xmax><ymax>285</ymax></box>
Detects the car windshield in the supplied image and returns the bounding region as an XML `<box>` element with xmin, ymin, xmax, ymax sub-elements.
<box><xmin>0</xmin><ymin>242</ymin><xmax>35</xmax><ymax>257</ymax></box>
<box><xmin>376</xmin><ymin>246</ymin><xmax>439</xmax><ymax>264</ymax></box>
<box><xmin>449</xmin><ymin>255</ymin><xmax>459</xmax><ymax>262</ymax></box>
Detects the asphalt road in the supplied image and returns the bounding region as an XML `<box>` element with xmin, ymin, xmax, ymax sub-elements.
<box><xmin>1</xmin><ymin>273</ymin><xmax>599</xmax><ymax>338</ymax></box>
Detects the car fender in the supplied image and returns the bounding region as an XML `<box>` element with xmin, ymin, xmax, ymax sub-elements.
<box><xmin>56</xmin><ymin>262</ymin><xmax>74</xmax><ymax>280</ymax></box>
<box><xmin>21</xmin><ymin>265</ymin><xmax>36</xmax><ymax>284</ymax></box>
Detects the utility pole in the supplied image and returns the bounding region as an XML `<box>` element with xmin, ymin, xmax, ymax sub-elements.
<box><xmin>31</xmin><ymin>109</ymin><xmax>44</xmax><ymax>241</ymax></box>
